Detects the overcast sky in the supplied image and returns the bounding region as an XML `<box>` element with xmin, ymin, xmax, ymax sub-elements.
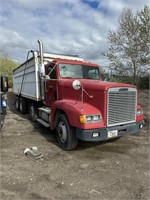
<box><xmin>0</xmin><ymin>0</ymin><xmax>149</xmax><ymax>68</ymax></box>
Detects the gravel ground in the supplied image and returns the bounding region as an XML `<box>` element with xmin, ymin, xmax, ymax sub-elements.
<box><xmin>0</xmin><ymin>90</ymin><xmax>149</xmax><ymax>200</ymax></box>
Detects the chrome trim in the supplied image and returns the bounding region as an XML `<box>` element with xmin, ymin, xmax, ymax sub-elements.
<box><xmin>107</xmin><ymin>87</ymin><xmax>137</xmax><ymax>127</ymax></box>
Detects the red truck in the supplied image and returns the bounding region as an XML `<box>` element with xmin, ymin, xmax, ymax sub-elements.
<box><xmin>13</xmin><ymin>40</ymin><xmax>144</xmax><ymax>150</ymax></box>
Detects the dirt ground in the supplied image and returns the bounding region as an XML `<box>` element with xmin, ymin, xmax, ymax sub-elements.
<box><xmin>0</xmin><ymin>90</ymin><xmax>149</xmax><ymax>200</ymax></box>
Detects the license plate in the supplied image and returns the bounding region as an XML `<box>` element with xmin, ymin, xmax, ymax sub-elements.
<box><xmin>107</xmin><ymin>130</ymin><xmax>118</xmax><ymax>138</ymax></box>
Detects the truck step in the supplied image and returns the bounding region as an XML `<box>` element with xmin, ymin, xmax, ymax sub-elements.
<box><xmin>38</xmin><ymin>107</ymin><xmax>51</xmax><ymax>114</ymax></box>
<box><xmin>36</xmin><ymin>118</ymin><xmax>50</xmax><ymax>127</ymax></box>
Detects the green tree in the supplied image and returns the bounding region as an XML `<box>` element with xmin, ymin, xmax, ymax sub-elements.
<box><xmin>0</xmin><ymin>56</ymin><xmax>19</xmax><ymax>88</ymax></box>
<box><xmin>103</xmin><ymin>5</ymin><xmax>150</xmax><ymax>86</ymax></box>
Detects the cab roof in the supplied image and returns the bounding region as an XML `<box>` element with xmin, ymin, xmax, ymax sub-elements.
<box><xmin>48</xmin><ymin>58</ymin><xmax>100</xmax><ymax>67</ymax></box>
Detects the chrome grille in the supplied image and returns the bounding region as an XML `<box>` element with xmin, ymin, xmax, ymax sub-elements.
<box><xmin>107</xmin><ymin>88</ymin><xmax>137</xmax><ymax>127</ymax></box>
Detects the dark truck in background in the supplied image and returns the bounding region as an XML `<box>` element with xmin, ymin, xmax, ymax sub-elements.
<box><xmin>0</xmin><ymin>76</ymin><xmax>8</xmax><ymax>115</ymax></box>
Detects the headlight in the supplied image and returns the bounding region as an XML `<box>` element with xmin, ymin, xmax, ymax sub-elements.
<box><xmin>2</xmin><ymin>99</ymin><xmax>7</xmax><ymax>107</ymax></box>
<box><xmin>136</xmin><ymin>109</ymin><xmax>143</xmax><ymax>116</ymax></box>
<box><xmin>79</xmin><ymin>114</ymin><xmax>102</xmax><ymax>124</ymax></box>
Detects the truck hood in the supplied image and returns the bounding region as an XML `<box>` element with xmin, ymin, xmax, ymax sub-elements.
<box><xmin>71</xmin><ymin>79</ymin><xmax>136</xmax><ymax>92</ymax></box>
<box><xmin>58</xmin><ymin>79</ymin><xmax>137</xmax><ymax>128</ymax></box>
<box><xmin>59</xmin><ymin>79</ymin><xmax>136</xmax><ymax>95</ymax></box>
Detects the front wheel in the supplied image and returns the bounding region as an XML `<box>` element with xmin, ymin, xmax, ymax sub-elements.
<box><xmin>56</xmin><ymin>114</ymin><xmax>78</xmax><ymax>150</ymax></box>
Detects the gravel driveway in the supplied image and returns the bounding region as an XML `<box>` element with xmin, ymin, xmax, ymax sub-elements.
<box><xmin>0</xmin><ymin>90</ymin><xmax>149</xmax><ymax>200</ymax></box>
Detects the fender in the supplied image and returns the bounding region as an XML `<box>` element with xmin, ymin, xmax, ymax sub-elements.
<box><xmin>51</xmin><ymin>99</ymin><xmax>104</xmax><ymax>129</ymax></box>
<box><xmin>137</xmin><ymin>104</ymin><xmax>145</xmax><ymax>122</ymax></box>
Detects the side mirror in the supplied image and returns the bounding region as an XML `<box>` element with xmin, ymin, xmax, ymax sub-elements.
<box><xmin>1</xmin><ymin>76</ymin><xmax>8</xmax><ymax>92</ymax></box>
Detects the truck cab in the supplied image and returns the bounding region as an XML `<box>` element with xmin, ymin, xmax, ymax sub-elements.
<box><xmin>44</xmin><ymin>59</ymin><xmax>105</xmax><ymax>106</ymax></box>
<box><xmin>43</xmin><ymin>58</ymin><xmax>144</xmax><ymax>150</ymax></box>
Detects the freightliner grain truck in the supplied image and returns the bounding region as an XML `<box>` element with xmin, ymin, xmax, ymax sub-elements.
<box><xmin>13</xmin><ymin>40</ymin><xmax>144</xmax><ymax>150</ymax></box>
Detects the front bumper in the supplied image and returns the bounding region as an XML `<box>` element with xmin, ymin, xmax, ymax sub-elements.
<box><xmin>76</xmin><ymin>121</ymin><xmax>144</xmax><ymax>142</ymax></box>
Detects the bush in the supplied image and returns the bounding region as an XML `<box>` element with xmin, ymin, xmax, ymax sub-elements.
<box><xmin>137</xmin><ymin>76</ymin><xmax>149</xmax><ymax>89</ymax></box>
<box><xmin>0</xmin><ymin>57</ymin><xmax>19</xmax><ymax>88</ymax></box>
<box><xmin>111</xmin><ymin>75</ymin><xmax>133</xmax><ymax>84</ymax></box>
<box><xmin>111</xmin><ymin>75</ymin><xmax>149</xmax><ymax>89</ymax></box>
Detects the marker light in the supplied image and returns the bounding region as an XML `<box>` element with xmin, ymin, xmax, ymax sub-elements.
<box><xmin>92</xmin><ymin>132</ymin><xmax>99</xmax><ymax>137</ymax></box>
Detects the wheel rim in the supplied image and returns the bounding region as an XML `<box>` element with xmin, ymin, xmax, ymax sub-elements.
<box><xmin>20</xmin><ymin>101</ymin><xmax>22</xmax><ymax>111</ymax></box>
<box><xmin>57</xmin><ymin>121</ymin><xmax>67</xmax><ymax>143</ymax></box>
<box><xmin>16</xmin><ymin>100</ymin><xmax>19</xmax><ymax>109</ymax></box>
<box><xmin>30</xmin><ymin>106</ymin><xmax>35</xmax><ymax>118</ymax></box>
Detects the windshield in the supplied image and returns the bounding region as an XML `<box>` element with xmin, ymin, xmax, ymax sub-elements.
<box><xmin>59</xmin><ymin>63</ymin><xmax>105</xmax><ymax>80</ymax></box>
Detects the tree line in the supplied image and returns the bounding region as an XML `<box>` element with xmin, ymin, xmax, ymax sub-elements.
<box><xmin>0</xmin><ymin>57</ymin><xmax>19</xmax><ymax>88</ymax></box>
<box><xmin>103</xmin><ymin>5</ymin><xmax>149</xmax><ymax>88</ymax></box>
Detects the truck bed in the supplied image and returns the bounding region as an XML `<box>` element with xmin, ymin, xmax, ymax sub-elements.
<box><xmin>13</xmin><ymin>56</ymin><xmax>41</xmax><ymax>101</ymax></box>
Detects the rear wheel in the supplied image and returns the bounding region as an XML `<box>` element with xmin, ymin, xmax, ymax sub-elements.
<box><xmin>20</xmin><ymin>97</ymin><xmax>28</xmax><ymax>114</ymax></box>
<box><xmin>29</xmin><ymin>103</ymin><xmax>38</xmax><ymax>121</ymax></box>
<box><xmin>56</xmin><ymin>114</ymin><xmax>78</xmax><ymax>150</ymax></box>
<box><xmin>2</xmin><ymin>107</ymin><xmax>7</xmax><ymax>115</ymax></box>
<box><xmin>15</xmin><ymin>96</ymin><xmax>20</xmax><ymax>111</ymax></box>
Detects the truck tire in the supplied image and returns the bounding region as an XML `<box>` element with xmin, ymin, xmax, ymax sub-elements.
<box><xmin>29</xmin><ymin>103</ymin><xmax>38</xmax><ymax>121</ymax></box>
<box><xmin>2</xmin><ymin>107</ymin><xmax>7</xmax><ymax>115</ymax></box>
<box><xmin>15</xmin><ymin>96</ymin><xmax>20</xmax><ymax>111</ymax></box>
<box><xmin>20</xmin><ymin>97</ymin><xmax>28</xmax><ymax>114</ymax></box>
<box><xmin>56</xmin><ymin>114</ymin><xmax>78</xmax><ymax>150</ymax></box>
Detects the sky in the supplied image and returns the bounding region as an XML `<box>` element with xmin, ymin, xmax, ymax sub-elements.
<box><xmin>0</xmin><ymin>0</ymin><xmax>149</xmax><ymax>69</ymax></box>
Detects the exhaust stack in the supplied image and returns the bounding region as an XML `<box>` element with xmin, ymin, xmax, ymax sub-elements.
<box><xmin>38</xmin><ymin>39</ymin><xmax>44</xmax><ymax>64</ymax></box>
<box><xmin>37</xmin><ymin>39</ymin><xmax>45</xmax><ymax>100</ymax></box>
<box><xmin>37</xmin><ymin>39</ymin><xmax>45</xmax><ymax>76</ymax></box>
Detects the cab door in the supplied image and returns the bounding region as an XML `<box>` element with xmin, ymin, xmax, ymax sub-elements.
<box><xmin>45</xmin><ymin>64</ymin><xmax>57</xmax><ymax>107</ymax></box>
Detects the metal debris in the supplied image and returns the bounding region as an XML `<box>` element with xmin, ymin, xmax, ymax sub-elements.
<box><xmin>24</xmin><ymin>147</ymin><xmax>44</xmax><ymax>161</ymax></box>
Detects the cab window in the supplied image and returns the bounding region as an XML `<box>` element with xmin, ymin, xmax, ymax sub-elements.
<box><xmin>47</xmin><ymin>65</ymin><xmax>56</xmax><ymax>79</ymax></box>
